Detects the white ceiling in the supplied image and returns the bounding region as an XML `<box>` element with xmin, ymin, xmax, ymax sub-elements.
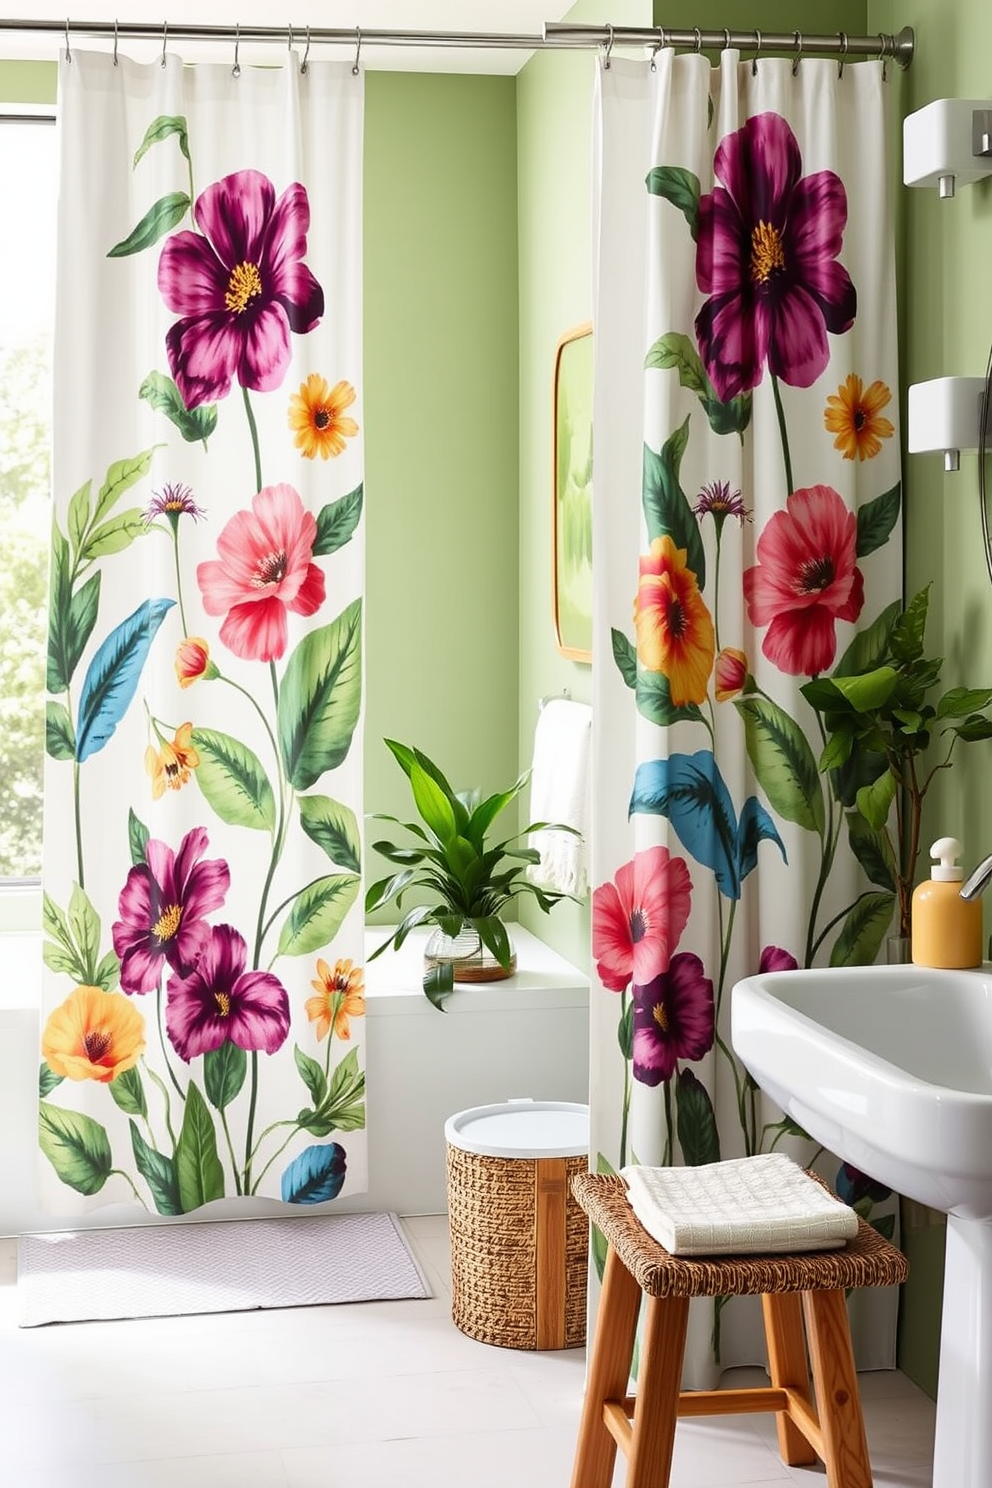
<box><xmin>1</xmin><ymin>2</ymin><xmax>578</xmax><ymax>72</ymax></box>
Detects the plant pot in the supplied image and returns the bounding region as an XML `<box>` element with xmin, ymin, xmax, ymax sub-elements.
<box><xmin>424</xmin><ymin>925</ymin><xmax>517</xmax><ymax>984</ymax></box>
<box><xmin>886</xmin><ymin>934</ymin><xmax>912</xmax><ymax>965</ymax></box>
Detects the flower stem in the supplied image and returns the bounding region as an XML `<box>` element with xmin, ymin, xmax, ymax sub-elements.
<box><xmin>663</xmin><ymin>1078</ymin><xmax>674</xmax><ymax>1166</ymax></box>
<box><xmin>619</xmin><ymin>993</ymin><xmax>630</xmax><ymax>1170</ymax></box>
<box><xmin>220</xmin><ymin>1106</ymin><xmax>243</xmax><ymax>1197</ymax></box>
<box><xmin>145</xmin><ymin>1063</ymin><xmax>177</xmax><ymax>1149</ymax></box>
<box><xmin>713</xmin><ymin>528</ymin><xmax>723</xmax><ymax>653</ymax></box>
<box><xmin>770</xmin><ymin>373</ymin><xmax>794</xmax><ymax>496</ymax></box>
<box><xmin>243</xmin><ymin>1049</ymin><xmax>259</xmax><ymax>1191</ymax></box>
<box><xmin>250</xmin><ymin>1124</ymin><xmax>301</xmax><ymax>1195</ymax></box>
<box><xmin>172</xmin><ymin>528</ymin><xmax>189</xmax><ymax>636</ymax></box>
<box><xmin>156</xmin><ymin>986</ymin><xmax>186</xmax><ymax>1102</ymax></box>
<box><xmin>243</xmin><ymin>385</ymin><xmax>262</xmax><ymax>494</ymax></box>
<box><xmin>253</xmin><ymin>663</ymin><xmax>289</xmax><ymax>969</ymax></box>
<box><xmin>109</xmin><ymin>1168</ymin><xmax>149</xmax><ymax>1209</ymax></box>
<box><xmin>73</xmin><ymin>758</ymin><xmax>84</xmax><ymax>891</ymax></box>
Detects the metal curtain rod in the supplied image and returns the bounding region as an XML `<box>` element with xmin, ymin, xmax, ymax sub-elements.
<box><xmin>0</xmin><ymin>19</ymin><xmax>916</xmax><ymax>67</ymax></box>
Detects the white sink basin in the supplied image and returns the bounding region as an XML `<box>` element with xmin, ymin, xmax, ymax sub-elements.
<box><xmin>731</xmin><ymin>960</ymin><xmax>992</xmax><ymax>1488</ymax></box>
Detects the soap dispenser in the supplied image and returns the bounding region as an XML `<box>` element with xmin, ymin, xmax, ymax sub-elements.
<box><xmin>911</xmin><ymin>836</ymin><xmax>983</xmax><ymax>969</ymax></box>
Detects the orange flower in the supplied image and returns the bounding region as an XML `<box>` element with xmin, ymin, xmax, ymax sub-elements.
<box><xmin>42</xmin><ymin>985</ymin><xmax>146</xmax><ymax>1084</ymax></box>
<box><xmin>145</xmin><ymin>722</ymin><xmax>199</xmax><ymax>800</ymax></box>
<box><xmin>714</xmin><ymin>646</ymin><xmax>751</xmax><ymax>702</ymax></box>
<box><xmin>824</xmin><ymin>375</ymin><xmax>895</xmax><ymax>461</ymax></box>
<box><xmin>289</xmin><ymin>375</ymin><xmax>359</xmax><ymax>460</ymax></box>
<box><xmin>305</xmin><ymin>958</ymin><xmax>366</xmax><ymax>1041</ymax></box>
<box><xmin>634</xmin><ymin>536</ymin><xmax>715</xmax><ymax>705</ymax></box>
<box><xmin>174</xmin><ymin>636</ymin><xmax>218</xmax><ymax>689</ymax></box>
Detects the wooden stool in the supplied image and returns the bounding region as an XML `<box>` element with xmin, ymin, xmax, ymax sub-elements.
<box><xmin>569</xmin><ymin>1173</ymin><xmax>909</xmax><ymax>1488</ymax></box>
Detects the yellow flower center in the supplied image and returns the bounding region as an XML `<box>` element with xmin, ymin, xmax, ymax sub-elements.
<box><xmin>214</xmin><ymin>991</ymin><xmax>231</xmax><ymax>1017</ymax></box>
<box><xmin>152</xmin><ymin>903</ymin><xmax>182</xmax><ymax>944</ymax></box>
<box><xmin>252</xmin><ymin>550</ymin><xmax>288</xmax><ymax>587</ymax></box>
<box><xmin>84</xmin><ymin>1029</ymin><xmax>112</xmax><ymax>1061</ymax></box>
<box><xmin>225</xmin><ymin>260</ymin><xmax>263</xmax><ymax>315</ymax></box>
<box><xmin>750</xmin><ymin>220</ymin><xmax>786</xmax><ymax>284</ymax></box>
<box><xmin>652</xmin><ymin>1001</ymin><xmax>669</xmax><ymax>1033</ymax></box>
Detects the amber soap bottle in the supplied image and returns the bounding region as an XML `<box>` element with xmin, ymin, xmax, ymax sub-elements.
<box><xmin>911</xmin><ymin>836</ymin><xmax>983</xmax><ymax>969</ymax></box>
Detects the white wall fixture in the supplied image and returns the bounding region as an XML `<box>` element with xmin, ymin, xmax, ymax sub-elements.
<box><xmin>907</xmin><ymin>376</ymin><xmax>986</xmax><ymax>471</ymax></box>
<box><xmin>904</xmin><ymin>98</ymin><xmax>992</xmax><ymax>198</ymax></box>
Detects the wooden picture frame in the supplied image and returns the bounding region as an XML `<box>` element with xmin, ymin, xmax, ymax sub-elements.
<box><xmin>552</xmin><ymin>322</ymin><xmax>593</xmax><ymax>663</ymax></box>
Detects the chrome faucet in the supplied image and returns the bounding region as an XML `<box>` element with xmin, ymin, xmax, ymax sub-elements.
<box><xmin>960</xmin><ymin>853</ymin><xmax>992</xmax><ymax>901</ymax></box>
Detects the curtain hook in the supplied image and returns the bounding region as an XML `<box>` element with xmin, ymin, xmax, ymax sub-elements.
<box><xmin>287</xmin><ymin>23</ymin><xmax>293</xmax><ymax>52</ymax></box>
<box><xmin>352</xmin><ymin>26</ymin><xmax>361</xmax><ymax>75</ymax></box>
<box><xmin>750</xmin><ymin>29</ymin><xmax>761</xmax><ymax>76</ymax></box>
<box><xmin>301</xmin><ymin>25</ymin><xmax>310</xmax><ymax>74</ymax></box>
<box><xmin>232</xmin><ymin>22</ymin><xmax>241</xmax><ymax>78</ymax></box>
<box><xmin>603</xmin><ymin>23</ymin><xmax>614</xmax><ymax>69</ymax></box>
<box><xmin>650</xmin><ymin>27</ymin><xmax>665</xmax><ymax>71</ymax></box>
<box><xmin>722</xmin><ymin>28</ymin><xmax>732</xmax><ymax>52</ymax></box>
<box><xmin>838</xmin><ymin>31</ymin><xmax>849</xmax><ymax>79</ymax></box>
<box><xmin>161</xmin><ymin>20</ymin><xmax>168</xmax><ymax>68</ymax></box>
<box><xmin>880</xmin><ymin>33</ymin><xmax>889</xmax><ymax>83</ymax></box>
<box><xmin>113</xmin><ymin>17</ymin><xmax>119</xmax><ymax>65</ymax></box>
<box><xmin>693</xmin><ymin>27</ymin><xmax>702</xmax><ymax>54</ymax></box>
<box><xmin>64</xmin><ymin>17</ymin><xmax>71</xmax><ymax>64</ymax></box>
<box><xmin>791</xmin><ymin>30</ymin><xmax>803</xmax><ymax>77</ymax></box>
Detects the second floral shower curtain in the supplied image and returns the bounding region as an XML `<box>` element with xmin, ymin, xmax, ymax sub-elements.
<box><xmin>591</xmin><ymin>49</ymin><xmax>902</xmax><ymax>1378</ymax></box>
<box><xmin>39</xmin><ymin>51</ymin><xmax>367</xmax><ymax>1215</ymax></box>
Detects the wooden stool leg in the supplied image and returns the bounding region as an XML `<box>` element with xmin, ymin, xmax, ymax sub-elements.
<box><xmin>762</xmin><ymin>1292</ymin><xmax>817</xmax><ymax>1466</ymax></box>
<box><xmin>626</xmin><ymin>1293</ymin><xmax>690</xmax><ymax>1488</ymax></box>
<box><xmin>569</xmin><ymin>1244</ymin><xmax>642</xmax><ymax>1488</ymax></box>
<box><xmin>803</xmin><ymin>1289</ymin><xmax>873</xmax><ymax>1488</ymax></box>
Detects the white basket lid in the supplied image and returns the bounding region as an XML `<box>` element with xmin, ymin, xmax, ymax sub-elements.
<box><xmin>445</xmin><ymin>1099</ymin><xmax>590</xmax><ymax>1159</ymax></box>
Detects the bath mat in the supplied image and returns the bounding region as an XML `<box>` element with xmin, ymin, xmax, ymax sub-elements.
<box><xmin>17</xmin><ymin>1211</ymin><xmax>430</xmax><ymax>1326</ymax></box>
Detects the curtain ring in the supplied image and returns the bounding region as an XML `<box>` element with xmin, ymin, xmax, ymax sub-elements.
<box><xmin>791</xmin><ymin>30</ymin><xmax>803</xmax><ymax>77</ymax></box>
<box><xmin>287</xmin><ymin>23</ymin><xmax>293</xmax><ymax>52</ymax></box>
<box><xmin>693</xmin><ymin>27</ymin><xmax>702</xmax><ymax>54</ymax></box>
<box><xmin>232</xmin><ymin>22</ymin><xmax>241</xmax><ymax>78</ymax></box>
<box><xmin>751</xmin><ymin>28</ymin><xmax>761</xmax><ymax>76</ymax></box>
<box><xmin>880</xmin><ymin>33</ymin><xmax>889</xmax><ymax>83</ymax></box>
<box><xmin>352</xmin><ymin>26</ymin><xmax>361</xmax><ymax>75</ymax></box>
<box><xmin>112</xmin><ymin>19</ymin><xmax>119</xmax><ymax>65</ymax></box>
<box><xmin>603</xmin><ymin>23</ymin><xmax>614</xmax><ymax>69</ymax></box>
<box><xmin>301</xmin><ymin>25</ymin><xmax>310</xmax><ymax>74</ymax></box>
<box><xmin>161</xmin><ymin>20</ymin><xmax>168</xmax><ymax>68</ymax></box>
<box><xmin>64</xmin><ymin>17</ymin><xmax>71</xmax><ymax>63</ymax></box>
<box><xmin>838</xmin><ymin>31</ymin><xmax>849</xmax><ymax>79</ymax></box>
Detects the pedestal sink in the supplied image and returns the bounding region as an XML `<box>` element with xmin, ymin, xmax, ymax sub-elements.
<box><xmin>731</xmin><ymin>961</ymin><xmax>992</xmax><ymax>1488</ymax></box>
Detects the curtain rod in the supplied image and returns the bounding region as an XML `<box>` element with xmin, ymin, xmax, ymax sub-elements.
<box><xmin>0</xmin><ymin>19</ymin><xmax>916</xmax><ymax>68</ymax></box>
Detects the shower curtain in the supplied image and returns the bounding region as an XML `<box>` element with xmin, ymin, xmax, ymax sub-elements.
<box><xmin>591</xmin><ymin>49</ymin><xmax>902</xmax><ymax>1380</ymax></box>
<box><xmin>39</xmin><ymin>50</ymin><xmax>367</xmax><ymax>1215</ymax></box>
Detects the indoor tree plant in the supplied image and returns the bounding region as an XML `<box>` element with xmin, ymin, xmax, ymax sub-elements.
<box><xmin>801</xmin><ymin>583</ymin><xmax>992</xmax><ymax>952</ymax></box>
<box><xmin>366</xmin><ymin>739</ymin><xmax>579</xmax><ymax>1009</ymax></box>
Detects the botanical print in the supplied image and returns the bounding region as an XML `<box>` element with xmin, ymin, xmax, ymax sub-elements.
<box><xmin>41</xmin><ymin>85</ymin><xmax>366</xmax><ymax>1215</ymax></box>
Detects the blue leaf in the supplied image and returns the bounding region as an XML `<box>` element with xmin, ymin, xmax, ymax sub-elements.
<box><xmin>736</xmin><ymin>796</ymin><xmax>788</xmax><ymax>883</ymax></box>
<box><xmin>280</xmin><ymin>1141</ymin><xmax>347</xmax><ymax>1205</ymax></box>
<box><xmin>76</xmin><ymin>598</ymin><xmax>174</xmax><ymax>762</ymax></box>
<box><xmin>630</xmin><ymin>751</ymin><xmax>740</xmax><ymax>898</ymax></box>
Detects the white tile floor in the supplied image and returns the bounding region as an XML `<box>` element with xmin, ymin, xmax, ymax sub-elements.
<box><xmin>0</xmin><ymin>1217</ymin><xmax>935</xmax><ymax>1488</ymax></box>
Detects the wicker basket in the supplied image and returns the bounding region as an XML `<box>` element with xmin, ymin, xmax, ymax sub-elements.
<box><xmin>446</xmin><ymin>1142</ymin><xmax>589</xmax><ymax>1350</ymax></box>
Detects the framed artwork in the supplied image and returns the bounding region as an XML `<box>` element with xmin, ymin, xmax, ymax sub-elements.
<box><xmin>552</xmin><ymin>322</ymin><xmax>593</xmax><ymax>663</ymax></box>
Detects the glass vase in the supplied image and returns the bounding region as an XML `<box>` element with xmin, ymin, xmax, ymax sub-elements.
<box><xmin>423</xmin><ymin>923</ymin><xmax>517</xmax><ymax>984</ymax></box>
<box><xmin>886</xmin><ymin>934</ymin><xmax>912</xmax><ymax>965</ymax></box>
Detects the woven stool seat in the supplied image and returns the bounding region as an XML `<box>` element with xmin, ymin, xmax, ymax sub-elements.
<box><xmin>569</xmin><ymin>1172</ymin><xmax>909</xmax><ymax>1488</ymax></box>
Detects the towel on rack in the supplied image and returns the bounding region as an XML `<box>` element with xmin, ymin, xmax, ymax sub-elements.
<box><xmin>526</xmin><ymin>698</ymin><xmax>592</xmax><ymax>896</ymax></box>
<box><xmin>620</xmin><ymin>1154</ymin><xmax>859</xmax><ymax>1256</ymax></box>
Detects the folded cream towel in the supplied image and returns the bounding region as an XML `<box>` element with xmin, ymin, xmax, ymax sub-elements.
<box><xmin>527</xmin><ymin>698</ymin><xmax>592</xmax><ymax>896</ymax></box>
<box><xmin>620</xmin><ymin>1154</ymin><xmax>859</xmax><ymax>1257</ymax></box>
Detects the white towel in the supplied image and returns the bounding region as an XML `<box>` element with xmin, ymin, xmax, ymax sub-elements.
<box><xmin>620</xmin><ymin>1154</ymin><xmax>859</xmax><ymax>1257</ymax></box>
<box><xmin>527</xmin><ymin>698</ymin><xmax>592</xmax><ymax>895</ymax></box>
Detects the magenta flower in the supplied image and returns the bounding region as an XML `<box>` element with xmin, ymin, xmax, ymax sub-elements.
<box><xmin>592</xmin><ymin>846</ymin><xmax>692</xmax><ymax>993</ymax></box>
<box><xmin>743</xmin><ymin>484</ymin><xmax>864</xmax><ymax>676</ymax></box>
<box><xmin>695</xmin><ymin>112</ymin><xmax>856</xmax><ymax>403</ymax></box>
<box><xmin>157</xmin><ymin>170</ymin><xmax>324</xmax><ymax>410</ymax></box>
<box><xmin>631</xmin><ymin>953</ymin><xmax>714</xmax><ymax>1087</ymax></box>
<box><xmin>166</xmin><ymin>924</ymin><xmax>291</xmax><ymax>1062</ymax></box>
<box><xmin>759</xmin><ymin>945</ymin><xmax>799</xmax><ymax>974</ymax></box>
<box><xmin>196</xmin><ymin>482</ymin><xmax>325</xmax><ymax>662</ymax></box>
<box><xmin>112</xmin><ymin>827</ymin><xmax>230</xmax><ymax>996</ymax></box>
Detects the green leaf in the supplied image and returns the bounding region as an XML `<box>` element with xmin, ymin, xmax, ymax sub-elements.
<box><xmin>130</xmin><ymin>1121</ymin><xmax>182</xmax><ymax>1216</ymax></box>
<box><xmin>675</xmin><ymin>1068</ymin><xmax>721</xmax><ymax>1166</ymax></box>
<box><xmin>953</xmin><ymin>717</ymin><xmax>992</xmax><ymax>742</ymax></box>
<box><xmin>831</xmin><ymin>667</ymin><xmax>899</xmax><ymax>713</ymax></box>
<box><xmin>42</xmin><ymin>891</ymin><xmax>74</xmax><ymax>951</ymax></box>
<box><xmin>294</xmin><ymin>1044</ymin><xmax>328</xmax><ymax>1109</ymax></box>
<box><xmin>734</xmin><ymin>697</ymin><xmax>824</xmax><ymax>835</ymax></box>
<box><xmin>46</xmin><ymin>700</ymin><xmax>76</xmax><ymax>760</ymax></box>
<box><xmin>82</xmin><ymin>509</ymin><xmax>148</xmax><ymax>560</ymax></box>
<box><xmin>94</xmin><ymin>449</ymin><xmax>159</xmax><ymax>528</ymax></box>
<box><xmin>276</xmin><ymin>874</ymin><xmax>361</xmax><ymax>957</ymax></box>
<box><xmin>39</xmin><ymin>1103</ymin><xmax>112</xmax><ymax>1195</ymax></box>
<box><xmin>645</xmin><ymin>165</ymin><xmax>701</xmax><ymax>239</ymax></box>
<box><xmin>423</xmin><ymin>961</ymin><xmax>455</xmax><ymax>1011</ymax></box>
<box><xmin>617</xmin><ymin>1001</ymin><xmax>633</xmax><ymax>1060</ymax></box>
<box><xmin>175</xmin><ymin>1081</ymin><xmax>225</xmax><ymax>1212</ymax></box>
<box><xmin>855</xmin><ymin>769</ymin><xmax>897</xmax><ymax>830</ymax></box>
<box><xmin>67</xmin><ymin>479</ymin><xmax>92</xmax><ymax>560</ymax></box>
<box><xmin>298</xmin><ymin>795</ymin><xmax>362</xmax><ymax>872</ymax></box>
<box><xmin>139</xmin><ymin>371</ymin><xmax>218</xmax><ymax>445</ymax></box>
<box><xmin>133</xmin><ymin>114</ymin><xmax>191</xmax><ymax>168</ymax></box>
<box><xmin>855</xmin><ymin>483</ymin><xmax>902</xmax><ymax>558</ymax></box>
<box><xmin>870</xmin><ymin>1213</ymin><xmax>897</xmax><ymax>1241</ymax></box>
<box><xmin>39</xmin><ymin>1063</ymin><xmax>63</xmax><ymax>1099</ymax></box>
<box><xmin>107</xmin><ymin>192</ymin><xmax>192</xmax><ymax>258</ymax></box>
<box><xmin>612</xmin><ymin>627</ymin><xmax>637</xmax><ymax>689</ymax></box>
<box><xmin>635</xmin><ymin>668</ymin><xmax>704</xmax><ymax>727</ymax></box>
<box><xmin>937</xmin><ymin>687</ymin><xmax>992</xmax><ymax>718</ymax></box>
<box><xmin>108</xmin><ymin>1065</ymin><xmax>147</xmax><ymax>1119</ymax></box>
<box><xmin>128</xmin><ymin>807</ymin><xmax>149</xmax><ymax>866</ymax></box>
<box><xmin>833</xmin><ymin>601</ymin><xmax>901</xmax><ymax>679</ymax></box>
<box><xmin>93</xmin><ymin>950</ymin><xmax>121</xmax><ymax>992</ymax></box>
<box><xmin>890</xmin><ymin>585</ymin><xmax>930</xmax><ymax>663</ymax></box>
<box><xmin>644</xmin><ymin>332</ymin><xmax>750</xmax><ymax>437</ymax></box>
<box><xmin>192</xmin><ymin>728</ymin><xmax>276</xmax><ymax>832</ymax></box>
<box><xmin>279</xmin><ymin>599</ymin><xmax>363</xmax><ymax>791</ymax></box>
<box><xmin>68</xmin><ymin>882</ymin><xmax>101</xmax><ymax>984</ymax></box>
<box><xmin>321</xmin><ymin>1047</ymin><xmax>366</xmax><ymax>1130</ymax></box>
<box><xmin>46</xmin><ymin>523</ymin><xmax>71</xmax><ymax>693</ymax></box>
<box><xmin>204</xmin><ymin>1041</ymin><xmax>247</xmax><ymax>1110</ymax></box>
<box><xmin>409</xmin><ymin>761</ymin><xmax>459</xmax><ymax>844</ymax></box>
<box><xmin>829</xmin><ymin>892</ymin><xmax>896</xmax><ymax>967</ymax></box>
<box><xmin>845</xmin><ymin>812</ymin><xmax>897</xmax><ymax>891</ymax></box>
<box><xmin>48</xmin><ymin>567</ymin><xmax>101</xmax><ymax>695</ymax></box>
<box><xmin>312</xmin><ymin>484</ymin><xmax>364</xmax><ymax>556</ymax></box>
<box><xmin>641</xmin><ymin>426</ymin><xmax>706</xmax><ymax>590</ymax></box>
<box><xmin>42</xmin><ymin>941</ymin><xmax>86</xmax><ymax>979</ymax></box>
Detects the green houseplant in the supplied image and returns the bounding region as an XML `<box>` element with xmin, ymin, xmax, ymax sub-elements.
<box><xmin>366</xmin><ymin>739</ymin><xmax>579</xmax><ymax>1009</ymax></box>
<box><xmin>801</xmin><ymin>584</ymin><xmax>992</xmax><ymax>947</ymax></box>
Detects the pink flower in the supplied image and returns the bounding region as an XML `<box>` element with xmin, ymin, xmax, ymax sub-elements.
<box><xmin>631</xmin><ymin>953</ymin><xmax>715</xmax><ymax>1086</ymax></box>
<box><xmin>592</xmin><ymin>846</ymin><xmax>692</xmax><ymax>993</ymax></box>
<box><xmin>714</xmin><ymin>646</ymin><xmax>750</xmax><ymax>702</ymax></box>
<box><xmin>196</xmin><ymin>483</ymin><xmax>325</xmax><ymax>662</ymax></box>
<box><xmin>759</xmin><ymin>945</ymin><xmax>799</xmax><ymax>974</ymax></box>
<box><xmin>743</xmin><ymin>485</ymin><xmax>864</xmax><ymax>677</ymax></box>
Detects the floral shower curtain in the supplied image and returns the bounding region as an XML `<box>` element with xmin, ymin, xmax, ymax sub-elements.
<box><xmin>39</xmin><ymin>50</ymin><xmax>367</xmax><ymax>1216</ymax></box>
<box><xmin>591</xmin><ymin>50</ymin><xmax>902</xmax><ymax>1380</ymax></box>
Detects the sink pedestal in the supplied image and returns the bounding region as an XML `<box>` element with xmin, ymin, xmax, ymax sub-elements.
<box><xmin>933</xmin><ymin>1216</ymin><xmax>992</xmax><ymax>1488</ymax></box>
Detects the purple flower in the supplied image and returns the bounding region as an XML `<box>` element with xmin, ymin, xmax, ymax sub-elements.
<box><xmin>112</xmin><ymin>827</ymin><xmax>230</xmax><ymax>995</ymax></box>
<box><xmin>631</xmin><ymin>952</ymin><xmax>714</xmax><ymax>1087</ymax></box>
<box><xmin>758</xmin><ymin>945</ymin><xmax>799</xmax><ymax>974</ymax></box>
<box><xmin>694</xmin><ymin>112</ymin><xmax>857</xmax><ymax>403</ymax></box>
<box><xmin>166</xmin><ymin>923</ymin><xmax>291</xmax><ymax>1062</ymax></box>
<box><xmin>836</xmin><ymin>1162</ymin><xmax>891</xmax><ymax>1207</ymax></box>
<box><xmin>157</xmin><ymin>170</ymin><xmax>324</xmax><ymax>410</ymax></box>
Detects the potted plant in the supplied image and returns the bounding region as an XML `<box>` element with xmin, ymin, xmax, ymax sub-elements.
<box><xmin>365</xmin><ymin>739</ymin><xmax>580</xmax><ymax>1009</ymax></box>
<box><xmin>801</xmin><ymin>583</ymin><xmax>992</xmax><ymax>953</ymax></box>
